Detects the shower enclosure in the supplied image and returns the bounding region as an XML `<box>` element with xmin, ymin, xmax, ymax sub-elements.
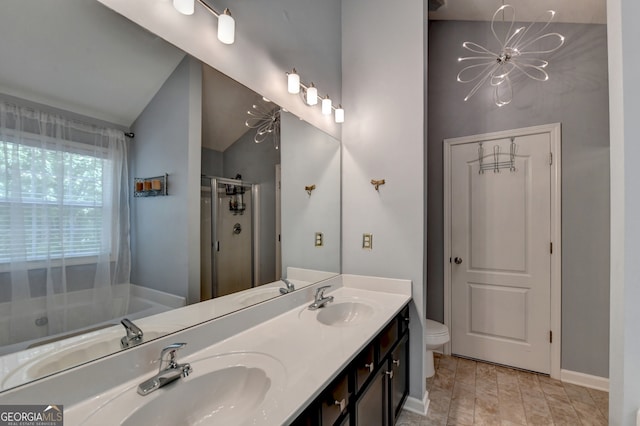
<box><xmin>201</xmin><ymin>176</ymin><xmax>259</xmax><ymax>300</ymax></box>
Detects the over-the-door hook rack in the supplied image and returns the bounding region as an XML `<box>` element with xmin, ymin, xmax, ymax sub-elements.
<box><xmin>478</xmin><ymin>138</ymin><xmax>517</xmax><ymax>174</ymax></box>
<box><xmin>371</xmin><ymin>179</ymin><xmax>386</xmax><ymax>190</ymax></box>
<box><xmin>305</xmin><ymin>184</ymin><xmax>316</xmax><ymax>196</ymax></box>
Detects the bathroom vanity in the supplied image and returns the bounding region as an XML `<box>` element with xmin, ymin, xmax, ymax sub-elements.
<box><xmin>292</xmin><ymin>303</ymin><xmax>410</xmax><ymax>425</ymax></box>
<box><xmin>1</xmin><ymin>275</ymin><xmax>412</xmax><ymax>425</ymax></box>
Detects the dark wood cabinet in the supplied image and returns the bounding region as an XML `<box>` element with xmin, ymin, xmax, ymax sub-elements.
<box><xmin>292</xmin><ymin>304</ymin><xmax>410</xmax><ymax>426</ymax></box>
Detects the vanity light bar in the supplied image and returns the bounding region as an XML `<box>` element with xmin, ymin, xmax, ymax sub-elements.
<box><xmin>286</xmin><ymin>69</ymin><xmax>344</xmax><ymax>123</ymax></box>
<box><xmin>172</xmin><ymin>0</ymin><xmax>235</xmax><ymax>45</ymax></box>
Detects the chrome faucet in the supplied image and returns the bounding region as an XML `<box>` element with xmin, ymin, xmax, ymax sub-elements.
<box><xmin>279</xmin><ymin>278</ymin><xmax>295</xmax><ymax>295</ymax></box>
<box><xmin>120</xmin><ymin>318</ymin><xmax>143</xmax><ymax>349</ymax></box>
<box><xmin>137</xmin><ymin>343</ymin><xmax>193</xmax><ymax>396</ymax></box>
<box><xmin>308</xmin><ymin>285</ymin><xmax>334</xmax><ymax>310</ymax></box>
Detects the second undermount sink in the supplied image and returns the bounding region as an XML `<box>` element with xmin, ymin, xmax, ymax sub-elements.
<box><xmin>316</xmin><ymin>302</ymin><xmax>376</xmax><ymax>327</ymax></box>
<box><xmin>79</xmin><ymin>352</ymin><xmax>286</xmax><ymax>426</ymax></box>
<box><xmin>1</xmin><ymin>328</ymin><xmax>171</xmax><ymax>390</ymax></box>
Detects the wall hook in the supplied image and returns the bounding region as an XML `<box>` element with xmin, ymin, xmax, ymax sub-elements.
<box><xmin>305</xmin><ymin>184</ymin><xmax>316</xmax><ymax>196</ymax></box>
<box><xmin>371</xmin><ymin>179</ymin><xmax>385</xmax><ymax>191</ymax></box>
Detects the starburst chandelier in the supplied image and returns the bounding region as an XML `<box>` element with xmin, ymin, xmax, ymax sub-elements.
<box><xmin>245</xmin><ymin>101</ymin><xmax>281</xmax><ymax>149</ymax></box>
<box><xmin>457</xmin><ymin>4</ymin><xmax>565</xmax><ymax>107</ymax></box>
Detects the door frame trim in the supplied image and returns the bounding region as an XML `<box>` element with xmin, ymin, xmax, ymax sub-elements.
<box><xmin>443</xmin><ymin>123</ymin><xmax>562</xmax><ymax>379</ymax></box>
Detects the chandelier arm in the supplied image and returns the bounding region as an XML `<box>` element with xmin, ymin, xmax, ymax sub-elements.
<box><xmin>510</xmin><ymin>61</ymin><xmax>550</xmax><ymax>81</ymax></box>
<box><xmin>491</xmin><ymin>5</ymin><xmax>516</xmax><ymax>47</ymax></box>
<box><xmin>493</xmin><ymin>75</ymin><xmax>513</xmax><ymax>106</ymax></box>
<box><xmin>503</xmin><ymin>26</ymin><xmax>526</xmax><ymax>50</ymax></box>
<box><xmin>457</xmin><ymin>61</ymin><xmax>502</xmax><ymax>83</ymax></box>
<box><xmin>513</xmin><ymin>10</ymin><xmax>557</xmax><ymax>50</ymax></box>
<box><xmin>462</xmin><ymin>42</ymin><xmax>498</xmax><ymax>56</ymax></box>
<box><xmin>516</xmin><ymin>33</ymin><xmax>565</xmax><ymax>54</ymax></box>
<box><xmin>491</xmin><ymin>61</ymin><xmax>516</xmax><ymax>78</ymax></box>
<box><xmin>459</xmin><ymin>56</ymin><xmax>498</xmax><ymax>62</ymax></box>
<box><xmin>464</xmin><ymin>63</ymin><xmax>500</xmax><ymax>101</ymax></box>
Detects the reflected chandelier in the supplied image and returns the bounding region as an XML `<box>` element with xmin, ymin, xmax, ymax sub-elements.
<box><xmin>457</xmin><ymin>4</ymin><xmax>565</xmax><ymax>107</ymax></box>
<box><xmin>245</xmin><ymin>101</ymin><xmax>281</xmax><ymax>149</ymax></box>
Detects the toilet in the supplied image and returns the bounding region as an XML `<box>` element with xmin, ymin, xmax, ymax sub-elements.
<box><xmin>425</xmin><ymin>319</ymin><xmax>450</xmax><ymax>377</ymax></box>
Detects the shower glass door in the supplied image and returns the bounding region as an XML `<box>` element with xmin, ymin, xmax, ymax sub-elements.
<box><xmin>201</xmin><ymin>177</ymin><xmax>255</xmax><ymax>300</ymax></box>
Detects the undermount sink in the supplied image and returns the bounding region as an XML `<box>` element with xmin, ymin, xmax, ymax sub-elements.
<box><xmin>2</xmin><ymin>328</ymin><xmax>170</xmax><ymax>390</ymax></box>
<box><xmin>79</xmin><ymin>352</ymin><xmax>286</xmax><ymax>426</ymax></box>
<box><xmin>315</xmin><ymin>302</ymin><xmax>376</xmax><ymax>327</ymax></box>
<box><xmin>233</xmin><ymin>286</ymin><xmax>281</xmax><ymax>307</ymax></box>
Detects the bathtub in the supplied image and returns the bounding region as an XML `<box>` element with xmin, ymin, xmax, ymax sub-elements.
<box><xmin>0</xmin><ymin>283</ymin><xmax>185</xmax><ymax>356</ymax></box>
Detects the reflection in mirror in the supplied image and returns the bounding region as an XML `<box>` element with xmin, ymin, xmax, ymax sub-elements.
<box><xmin>0</xmin><ymin>0</ymin><xmax>340</xmax><ymax>392</ymax></box>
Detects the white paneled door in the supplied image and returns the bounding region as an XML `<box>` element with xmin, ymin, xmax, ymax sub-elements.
<box><xmin>449</xmin><ymin>130</ymin><xmax>553</xmax><ymax>374</ymax></box>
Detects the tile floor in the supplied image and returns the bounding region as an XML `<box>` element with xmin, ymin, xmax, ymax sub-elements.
<box><xmin>397</xmin><ymin>354</ymin><xmax>609</xmax><ymax>425</ymax></box>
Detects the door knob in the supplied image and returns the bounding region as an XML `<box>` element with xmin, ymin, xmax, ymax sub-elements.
<box><xmin>454</xmin><ymin>257</ymin><xmax>463</xmax><ymax>264</ymax></box>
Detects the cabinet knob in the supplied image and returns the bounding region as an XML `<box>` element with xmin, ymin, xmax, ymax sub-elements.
<box><xmin>334</xmin><ymin>398</ymin><xmax>347</xmax><ymax>412</ymax></box>
<box><xmin>393</xmin><ymin>359</ymin><xmax>400</xmax><ymax>367</ymax></box>
<box><xmin>364</xmin><ymin>362</ymin><xmax>374</xmax><ymax>372</ymax></box>
<box><xmin>385</xmin><ymin>370</ymin><xmax>394</xmax><ymax>379</ymax></box>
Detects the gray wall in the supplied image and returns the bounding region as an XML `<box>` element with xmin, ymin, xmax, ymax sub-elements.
<box><xmin>426</xmin><ymin>21</ymin><xmax>610</xmax><ymax>378</ymax></box>
<box><xmin>222</xmin><ymin>129</ymin><xmax>280</xmax><ymax>285</ymax></box>
<box><xmin>130</xmin><ymin>56</ymin><xmax>202</xmax><ymax>300</ymax></box>
<box><xmin>281</xmin><ymin>111</ymin><xmax>341</xmax><ymax>275</ymax></box>
<box><xmin>201</xmin><ymin>147</ymin><xmax>223</xmax><ymax>177</ymax></box>
<box><xmin>342</xmin><ymin>0</ymin><xmax>427</xmax><ymax>403</ymax></box>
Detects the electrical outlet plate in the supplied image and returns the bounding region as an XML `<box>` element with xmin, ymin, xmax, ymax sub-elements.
<box><xmin>362</xmin><ymin>233</ymin><xmax>373</xmax><ymax>249</ymax></box>
<box><xmin>315</xmin><ymin>232</ymin><xmax>323</xmax><ymax>247</ymax></box>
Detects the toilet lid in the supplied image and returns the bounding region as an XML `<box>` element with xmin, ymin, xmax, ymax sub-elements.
<box><xmin>425</xmin><ymin>319</ymin><xmax>449</xmax><ymax>337</ymax></box>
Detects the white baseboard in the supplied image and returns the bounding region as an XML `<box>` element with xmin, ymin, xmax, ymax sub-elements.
<box><xmin>560</xmin><ymin>369</ymin><xmax>609</xmax><ymax>392</ymax></box>
<box><xmin>402</xmin><ymin>391</ymin><xmax>430</xmax><ymax>416</ymax></box>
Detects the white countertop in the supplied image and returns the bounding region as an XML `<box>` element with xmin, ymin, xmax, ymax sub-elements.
<box><xmin>64</xmin><ymin>275</ymin><xmax>412</xmax><ymax>425</ymax></box>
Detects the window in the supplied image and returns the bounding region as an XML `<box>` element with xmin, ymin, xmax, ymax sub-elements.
<box><xmin>0</xmin><ymin>139</ymin><xmax>110</xmax><ymax>263</ymax></box>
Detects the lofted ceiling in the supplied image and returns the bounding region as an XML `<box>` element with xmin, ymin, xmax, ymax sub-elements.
<box><xmin>0</xmin><ymin>0</ymin><xmax>185</xmax><ymax>127</ymax></box>
<box><xmin>201</xmin><ymin>64</ymin><xmax>268</xmax><ymax>153</ymax></box>
<box><xmin>428</xmin><ymin>0</ymin><xmax>607</xmax><ymax>24</ymax></box>
<box><xmin>1</xmin><ymin>0</ymin><xmax>272</xmax><ymax>150</ymax></box>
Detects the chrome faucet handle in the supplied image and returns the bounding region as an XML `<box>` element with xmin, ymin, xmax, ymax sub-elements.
<box><xmin>159</xmin><ymin>343</ymin><xmax>187</xmax><ymax>372</ymax></box>
<box><xmin>120</xmin><ymin>318</ymin><xmax>144</xmax><ymax>348</ymax></box>
<box><xmin>121</xmin><ymin>318</ymin><xmax>143</xmax><ymax>339</ymax></box>
<box><xmin>315</xmin><ymin>285</ymin><xmax>331</xmax><ymax>300</ymax></box>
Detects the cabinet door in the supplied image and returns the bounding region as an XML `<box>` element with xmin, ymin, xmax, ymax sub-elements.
<box><xmin>354</xmin><ymin>343</ymin><xmax>376</xmax><ymax>395</ymax></box>
<box><xmin>390</xmin><ymin>334</ymin><xmax>409</xmax><ymax>421</ymax></box>
<box><xmin>321</xmin><ymin>372</ymin><xmax>349</xmax><ymax>425</ymax></box>
<box><xmin>354</xmin><ymin>367</ymin><xmax>388</xmax><ymax>426</ymax></box>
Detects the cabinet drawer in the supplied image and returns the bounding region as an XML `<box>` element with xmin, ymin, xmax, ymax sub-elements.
<box><xmin>354</xmin><ymin>343</ymin><xmax>376</xmax><ymax>394</ymax></box>
<box><xmin>378</xmin><ymin>317</ymin><xmax>399</xmax><ymax>360</ymax></box>
<box><xmin>321</xmin><ymin>372</ymin><xmax>349</xmax><ymax>425</ymax></box>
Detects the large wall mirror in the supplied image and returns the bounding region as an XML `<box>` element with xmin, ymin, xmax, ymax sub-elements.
<box><xmin>0</xmin><ymin>0</ymin><xmax>340</xmax><ymax>392</ymax></box>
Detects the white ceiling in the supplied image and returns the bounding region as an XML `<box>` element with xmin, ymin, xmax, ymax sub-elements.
<box><xmin>0</xmin><ymin>0</ymin><xmax>185</xmax><ymax>127</ymax></box>
<box><xmin>428</xmin><ymin>0</ymin><xmax>607</xmax><ymax>24</ymax></box>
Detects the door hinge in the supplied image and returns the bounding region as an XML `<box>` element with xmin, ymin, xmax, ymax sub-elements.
<box><xmin>549</xmin><ymin>330</ymin><xmax>553</xmax><ymax>343</ymax></box>
<box><xmin>549</xmin><ymin>152</ymin><xmax>553</xmax><ymax>165</ymax></box>
<box><xmin>550</xmin><ymin>242</ymin><xmax>553</xmax><ymax>254</ymax></box>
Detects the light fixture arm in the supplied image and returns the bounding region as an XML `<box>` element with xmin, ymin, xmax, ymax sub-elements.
<box><xmin>286</xmin><ymin>71</ymin><xmax>344</xmax><ymax>114</ymax></box>
<box><xmin>195</xmin><ymin>0</ymin><xmax>227</xmax><ymax>18</ymax></box>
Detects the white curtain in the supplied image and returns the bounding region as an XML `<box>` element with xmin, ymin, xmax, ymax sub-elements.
<box><xmin>0</xmin><ymin>100</ymin><xmax>130</xmax><ymax>349</ymax></box>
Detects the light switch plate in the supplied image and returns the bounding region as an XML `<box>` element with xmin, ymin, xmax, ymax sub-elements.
<box><xmin>315</xmin><ymin>232</ymin><xmax>323</xmax><ymax>247</ymax></box>
<box><xmin>362</xmin><ymin>233</ymin><xmax>373</xmax><ymax>249</ymax></box>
